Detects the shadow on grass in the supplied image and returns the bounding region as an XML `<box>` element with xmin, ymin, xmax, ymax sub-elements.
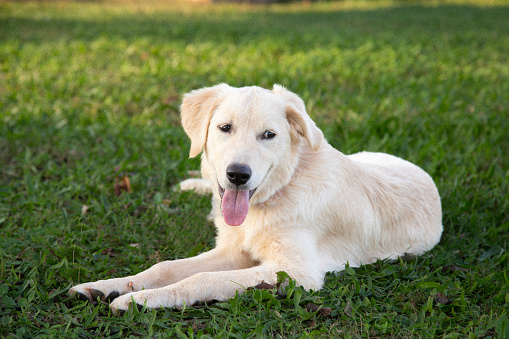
<box><xmin>1</xmin><ymin>5</ymin><xmax>508</xmax><ymax>48</ymax></box>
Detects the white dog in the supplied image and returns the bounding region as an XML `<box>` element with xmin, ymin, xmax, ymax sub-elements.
<box><xmin>70</xmin><ymin>84</ymin><xmax>442</xmax><ymax>312</ymax></box>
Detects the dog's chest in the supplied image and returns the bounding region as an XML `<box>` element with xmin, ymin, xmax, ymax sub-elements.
<box><xmin>237</xmin><ymin>219</ymin><xmax>288</xmax><ymax>264</ymax></box>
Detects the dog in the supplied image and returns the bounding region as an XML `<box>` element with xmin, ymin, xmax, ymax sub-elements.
<box><xmin>69</xmin><ymin>84</ymin><xmax>442</xmax><ymax>312</ymax></box>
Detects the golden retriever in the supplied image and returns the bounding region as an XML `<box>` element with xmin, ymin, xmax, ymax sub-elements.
<box><xmin>69</xmin><ymin>84</ymin><xmax>442</xmax><ymax>312</ymax></box>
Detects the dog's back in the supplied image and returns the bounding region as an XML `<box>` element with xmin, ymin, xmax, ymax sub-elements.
<box><xmin>346</xmin><ymin>151</ymin><xmax>443</xmax><ymax>259</ymax></box>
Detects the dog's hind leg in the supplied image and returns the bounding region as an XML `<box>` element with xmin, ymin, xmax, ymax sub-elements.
<box><xmin>178</xmin><ymin>178</ymin><xmax>212</xmax><ymax>195</ymax></box>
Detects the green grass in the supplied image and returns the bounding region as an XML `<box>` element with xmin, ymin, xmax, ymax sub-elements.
<box><xmin>1</xmin><ymin>0</ymin><xmax>508</xmax><ymax>337</ymax></box>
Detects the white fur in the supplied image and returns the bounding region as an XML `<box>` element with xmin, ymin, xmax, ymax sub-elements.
<box><xmin>69</xmin><ymin>84</ymin><xmax>442</xmax><ymax>312</ymax></box>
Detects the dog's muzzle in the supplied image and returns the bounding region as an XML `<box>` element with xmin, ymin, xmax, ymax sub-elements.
<box><xmin>219</xmin><ymin>163</ymin><xmax>256</xmax><ymax>226</ymax></box>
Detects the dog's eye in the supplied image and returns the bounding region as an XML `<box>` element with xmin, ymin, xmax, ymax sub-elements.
<box><xmin>262</xmin><ymin>130</ymin><xmax>276</xmax><ymax>140</ymax></box>
<box><xmin>219</xmin><ymin>124</ymin><xmax>231</xmax><ymax>133</ymax></box>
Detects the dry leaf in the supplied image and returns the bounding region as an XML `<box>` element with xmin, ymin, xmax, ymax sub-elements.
<box><xmin>114</xmin><ymin>175</ymin><xmax>132</xmax><ymax>197</ymax></box>
<box><xmin>306</xmin><ymin>303</ymin><xmax>320</xmax><ymax>312</ymax></box>
<box><xmin>149</xmin><ymin>251</ymin><xmax>161</xmax><ymax>262</ymax></box>
<box><xmin>191</xmin><ymin>321</ymin><xmax>207</xmax><ymax>332</ymax></box>
<box><xmin>442</xmin><ymin>265</ymin><xmax>468</xmax><ymax>273</ymax></box>
<box><xmin>133</xmin><ymin>205</ymin><xmax>148</xmax><ymax>217</ymax></box>
<box><xmin>81</xmin><ymin>205</ymin><xmax>89</xmax><ymax>215</ymax></box>
<box><xmin>433</xmin><ymin>292</ymin><xmax>451</xmax><ymax>305</ymax></box>
<box><xmin>344</xmin><ymin>301</ymin><xmax>352</xmax><ymax>316</ymax></box>
<box><xmin>101</xmin><ymin>248</ymin><xmax>117</xmax><ymax>257</ymax></box>
<box><xmin>250</xmin><ymin>281</ymin><xmax>276</xmax><ymax>290</ymax></box>
<box><xmin>306</xmin><ymin>303</ymin><xmax>332</xmax><ymax>316</ymax></box>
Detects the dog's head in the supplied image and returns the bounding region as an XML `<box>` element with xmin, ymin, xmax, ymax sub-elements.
<box><xmin>181</xmin><ymin>84</ymin><xmax>323</xmax><ymax>226</ymax></box>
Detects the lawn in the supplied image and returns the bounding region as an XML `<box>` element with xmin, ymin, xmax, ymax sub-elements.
<box><xmin>0</xmin><ymin>0</ymin><xmax>508</xmax><ymax>337</ymax></box>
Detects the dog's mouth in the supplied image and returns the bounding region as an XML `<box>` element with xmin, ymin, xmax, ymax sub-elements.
<box><xmin>219</xmin><ymin>185</ymin><xmax>256</xmax><ymax>226</ymax></box>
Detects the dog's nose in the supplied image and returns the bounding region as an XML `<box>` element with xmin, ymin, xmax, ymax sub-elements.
<box><xmin>226</xmin><ymin>163</ymin><xmax>251</xmax><ymax>187</ymax></box>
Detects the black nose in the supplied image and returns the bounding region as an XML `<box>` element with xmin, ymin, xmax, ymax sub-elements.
<box><xmin>226</xmin><ymin>163</ymin><xmax>251</xmax><ymax>187</ymax></box>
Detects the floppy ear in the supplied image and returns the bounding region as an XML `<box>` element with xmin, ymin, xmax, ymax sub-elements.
<box><xmin>272</xmin><ymin>84</ymin><xmax>323</xmax><ymax>150</ymax></box>
<box><xmin>181</xmin><ymin>84</ymin><xmax>229</xmax><ymax>158</ymax></box>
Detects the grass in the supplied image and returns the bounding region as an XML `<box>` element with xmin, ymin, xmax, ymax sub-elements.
<box><xmin>0</xmin><ymin>0</ymin><xmax>508</xmax><ymax>337</ymax></box>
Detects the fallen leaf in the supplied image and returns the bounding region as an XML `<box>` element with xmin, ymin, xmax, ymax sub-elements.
<box><xmin>344</xmin><ymin>301</ymin><xmax>352</xmax><ymax>316</ymax></box>
<box><xmin>442</xmin><ymin>265</ymin><xmax>468</xmax><ymax>273</ymax></box>
<box><xmin>251</xmin><ymin>281</ymin><xmax>276</xmax><ymax>290</ymax></box>
<box><xmin>114</xmin><ymin>175</ymin><xmax>132</xmax><ymax>197</ymax></box>
<box><xmin>191</xmin><ymin>321</ymin><xmax>207</xmax><ymax>332</ymax></box>
<box><xmin>306</xmin><ymin>303</ymin><xmax>320</xmax><ymax>312</ymax></box>
<box><xmin>319</xmin><ymin>307</ymin><xmax>332</xmax><ymax>316</ymax></box>
<box><xmin>149</xmin><ymin>251</ymin><xmax>161</xmax><ymax>262</ymax></box>
<box><xmin>433</xmin><ymin>292</ymin><xmax>452</xmax><ymax>305</ymax></box>
<box><xmin>133</xmin><ymin>205</ymin><xmax>148</xmax><ymax>217</ymax></box>
<box><xmin>306</xmin><ymin>303</ymin><xmax>332</xmax><ymax>316</ymax></box>
<box><xmin>81</xmin><ymin>205</ymin><xmax>89</xmax><ymax>215</ymax></box>
<box><xmin>101</xmin><ymin>248</ymin><xmax>116</xmax><ymax>257</ymax></box>
<box><xmin>114</xmin><ymin>178</ymin><xmax>121</xmax><ymax>197</ymax></box>
<box><xmin>129</xmin><ymin>243</ymin><xmax>140</xmax><ymax>248</ymax></box>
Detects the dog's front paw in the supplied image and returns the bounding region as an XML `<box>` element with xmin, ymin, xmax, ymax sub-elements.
<box><xmin>69</xmin><ymin>281</ymin><xmax>124</xmax><ymax>303</ymax></box>
<box><xmin>110</xmin><ymin>292</ymin><xmax>149</xmax><ymax>314</ymax></box>
<box><xmin>110</xmin><ymin>288</ymin><xmax>187</xmax><ymax>314</ymax></box>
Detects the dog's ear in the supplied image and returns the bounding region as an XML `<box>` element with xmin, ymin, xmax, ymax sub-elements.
<box><xmin>273</xmin><ymin>84</ymin><xmax>323</xmax><ymax>150</ymax></box>
<box><xmin>181</xmin><ymin>84</ymin><xmax>229</xmax><ymax>158</ymax></box>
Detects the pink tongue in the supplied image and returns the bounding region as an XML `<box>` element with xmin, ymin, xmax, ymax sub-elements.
<box><xmin>221</xmin><ymin>189</ymin><xmax>250</xmax><ymax>226</ymax></box>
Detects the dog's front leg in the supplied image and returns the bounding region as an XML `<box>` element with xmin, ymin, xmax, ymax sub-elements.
<box><xmin>69</xmin><ymin>247</ymin><xmax>253</xmax><ymax>303</ymax></box>
<box><xmin>109</xmin><ymin>264</ymin><xmax>280</xmax><ymax>312</ymax></box>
